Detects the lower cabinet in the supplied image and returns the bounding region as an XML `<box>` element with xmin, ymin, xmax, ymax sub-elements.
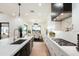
<box><xmin>44</xmin><ymin>37</ymin><xmax>68</xmax><ymax>56</ymax></box>
<box><xmin>14</xmin><ymin>39</ymin><xmax>33</xmax><ymax>56</ymax></box>
<box><xmin>30</xmin><ymin>38</ymin><xmax>33</xmax><ymax>52</ymax></box>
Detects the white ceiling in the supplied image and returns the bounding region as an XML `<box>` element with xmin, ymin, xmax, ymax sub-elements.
<box><xmin>0</xmin><ymin>3</ymin><xmax>72</xmax><ymax>24</ymax></box>
<box><xmin>0</xmin><ymin>3</ymin><xmax>51</xmax><ymax>24</ymax></box>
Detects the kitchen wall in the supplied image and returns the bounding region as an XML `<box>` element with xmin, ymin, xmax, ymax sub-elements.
<box><xmin>54</xmin><ymin>4</ymin><xmax>79</xmax><ymax>44</ymax></box>
<box><xmin>0</xmin><ymin>14</ymin><xmax>12</xmax><ymax>38</ymax></box>
<box><xmin>61</xmin><ymin>17</ymin><xmax>72</xmax><ymax>31</ymax></box>
<box><xmin>0</xmin><ymin>13</ymin><xmax>48</xmax><ymax>39</ymax></box>
<box><xmin>0</xmin><ymin>14</ymin><xmax>25</xmax><ymax>39</ymax></box>
<box><xmin>0</xmin><ymin>16</ymin><xmax>29</xmax><ymax>45</ymax></box>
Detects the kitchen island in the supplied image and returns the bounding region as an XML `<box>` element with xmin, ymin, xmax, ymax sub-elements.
<box><xmin>0</xmin><ymin>36</ymin><xmax>33</xmax><ymax>56</ymax></box>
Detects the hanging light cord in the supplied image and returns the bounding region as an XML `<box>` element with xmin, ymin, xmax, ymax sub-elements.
<box><xmin>18</xmin><ymin>3</ymin><xmax>21</xmax><ymax>17</ymax></box>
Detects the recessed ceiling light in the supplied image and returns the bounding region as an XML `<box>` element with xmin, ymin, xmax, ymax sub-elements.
<box><xmin>38</xmin><ymin>3</ymin><xmax>42</xmax><ymax>7</ymax></box>
<box><xmin>25</xmin><ymin>13</ymin><xmax>29</xmax><ymax>15</ymax></box>
<box><xmin>61</xmin><ymin>13</ymin><xmax>64</xmax><ymax>15</ymax></box>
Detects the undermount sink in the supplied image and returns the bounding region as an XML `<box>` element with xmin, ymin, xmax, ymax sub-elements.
<box><xmin>11</xmin><ymin>39</ymin><xmax>26</xmax><ymax>44</ymax></box>
<box><xmin>53</xmin><ymin>38</ymin><xmax>76</xmax><ymax>46</ymax></box>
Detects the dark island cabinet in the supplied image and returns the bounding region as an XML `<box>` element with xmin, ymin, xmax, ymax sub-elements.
<box><xmin>14</xmin><ymin>38</ymin><xmax>33</xmax><ymax>56</ymax></box>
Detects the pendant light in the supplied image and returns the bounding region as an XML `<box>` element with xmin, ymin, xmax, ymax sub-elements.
<box><xmin>17</xmin><ymin>3</ymin><xmax>25</xmax><ymax>26</ymax></box>
<box><xmin>15</xmin><ymin>3</ymin><xmax>23</xmax><ymax>27</ymax></box>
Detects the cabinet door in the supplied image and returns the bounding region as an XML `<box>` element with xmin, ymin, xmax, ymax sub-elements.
<box><xmin>26</xmin><ymin>41</ymin><xmax>30</xmax><ymax>56</ymax></box>
<box><xmin>45</xmin><ymin>39</ymin><xmax>56</xmax><ymax>56</ymax></box>
<box><xmin>21</xmin><ymin>41</ymin><xmax>30</xmax><ymax>56</ymax></box>
<box><xmin>14</xmin><ymin>49</ymin><xmax>22</xmax><ymax>56</ymax></box>
<box><xmin>30</xmin><ymin>39</ymin><xmax>33</xmax><ymax>52</ymax></box>
<box><xmin>20</xmin><ymin>46</ymin><xmax>26</xmax><ymax>56</ymax></box>
<box><xmin>14</xmin><ymin>40</ymin><xmax>32</xmax><ymax>56</ymax></box>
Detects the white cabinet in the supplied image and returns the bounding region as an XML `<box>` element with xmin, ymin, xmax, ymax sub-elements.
<box><xmin>44</xmin><ymin>37</ymin><xmax>68</xmax><ymax>56</ymax></box>
<box><xmin>44</xmin><ymin>37</ymin><xmax>56</xmax><ymax>56</ymax></box>
<box><xmin>53</xmin><ymin>46</ymin><xmax>68</xmax><ymax>56</ymax></box>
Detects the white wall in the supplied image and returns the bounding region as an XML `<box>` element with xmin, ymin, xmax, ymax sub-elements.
<box><xmin>48</xmin><ymin>19</ymin><xmax>62</xmax><ymax>32</ymax></box>
<box><xmin>61</xmin><ymin>17</ymin><xmax>72</xmax><ymax>31</ymax></box>
<box><xmin>10</xmin><ymin>17</ymin><xmax>25</xmax><ymax>38</ymax></box>
<box><xmin>0</xmin><ymin>14</ymin><xmax>12</xmax><ymax>38</ymax></box>
<box><xmin>0</xmin><ymin>14</ymin><xmax>25</xmax><ymax>39</ymax></box>
<box><xmin>53</xmin><ymin>4</ymin><xmax>79</xmax><ymax>44</ymax></box>
<box><xmin>0</xmin><ymin>13</ymin><xmax>48</xmax><ymax>39</ymax></box>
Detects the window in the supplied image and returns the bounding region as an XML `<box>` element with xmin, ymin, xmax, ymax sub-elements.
<box><xmin>0</xmin><ymin>22</ymin><xmax>9</xmax><ymax>39</ymax></box>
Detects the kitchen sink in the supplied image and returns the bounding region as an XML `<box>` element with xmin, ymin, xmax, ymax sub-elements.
<box><xmin>53</xmin><ymin>38</ymin><xmax>76</xmax><ymax>46</ymax></box>
<box><xmin>11</xmin><ymin>40</ymin><xmax>26</xmax><ymax>44</ymax></box>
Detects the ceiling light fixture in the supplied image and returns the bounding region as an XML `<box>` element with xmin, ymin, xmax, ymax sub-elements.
<box><xmin>60</xmin><ymin>13</ymin><xmax>64</xmax><ymax>15</ymax></box>
<box><xmin>38</xmin><ymin>3</ymin><xmax>42</xmax><ymax>7</ymax></box>
<box><xmin>25</xmin><ymin>13</ymin><xmax>29</xmax><ymax>16</ymax></box>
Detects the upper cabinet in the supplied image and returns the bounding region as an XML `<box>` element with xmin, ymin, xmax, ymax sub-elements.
<box><xmin>63</xmin><ymin>3</ymin><xmax>72</xmax><ymax>12</ymax></box>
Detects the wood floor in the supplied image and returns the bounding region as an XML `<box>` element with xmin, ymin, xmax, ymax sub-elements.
<box><xmin>30</xmin><ymin>42</ymin><xmax>49</xmax><ymax>56</ymax></box>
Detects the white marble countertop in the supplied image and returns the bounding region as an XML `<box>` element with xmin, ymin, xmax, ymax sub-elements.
<box><xmin>61</xmin><ymin>46</ymin><xmax>79</xmax><ymax>56</ymax></box>
<box><xmin>0</xmin><ymin>36</ymin><xmax>33</xmax><ymax>56</ymax></box>
<box><xmin>51</xmin><ymin>38</ymin><xmax>79</xmax><ymax>56</ymax></box>
<box><xmin>44</xmin><ymin>36</ymin><xmax>79</xmax><ymax>56</ymax></box>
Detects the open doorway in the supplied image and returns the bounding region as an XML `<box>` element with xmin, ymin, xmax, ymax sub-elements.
<box><xmin>32</xmin><ymin>23</ymin><xmax>43</xmax><ymax>42</ymax></box>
